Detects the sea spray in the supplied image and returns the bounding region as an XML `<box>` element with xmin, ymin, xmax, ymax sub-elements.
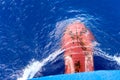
<box><xmin>17</xmin><ymin>43</ymin><xmax>120</xmax><ymax>80</ymax></box>
<box><xmin>17</xmin><ymin>49</ymin><xmax>64</xmax><ymax>80</ymax></box>
<box><xmin>94</xmin><ymin>47</ymin><xmax>120</xmax><ymax>66</ymax></box>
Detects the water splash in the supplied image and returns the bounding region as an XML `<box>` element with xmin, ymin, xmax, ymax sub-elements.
<box><xmin>17</xmin><ymin>49</ymin><xmax>64</xmax><ymax>80</ymax></box>
<box><xmin>17</xmin><ymin>42</ymin><xmax>120</xmax><ymax>80</ymax></box>
<box><xmin>94</xmin><ymin>47</ymin><xmax>120</xmax><ymax>66</ymax></box>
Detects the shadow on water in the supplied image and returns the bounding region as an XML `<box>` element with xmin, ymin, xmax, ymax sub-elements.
<box><xmin>17</xmin><ymin>49</ymin><xmax>65</xmax><ymax>80</ymax></box>
<box><xmin>94</xmin><ymin>47</ymin><xmax>120</xmax><ymax>70</ymax></box>
<box><xmin>17</xmin><ymin>45</ymin><xmax>120</xmax><ymax>80</ymax></box>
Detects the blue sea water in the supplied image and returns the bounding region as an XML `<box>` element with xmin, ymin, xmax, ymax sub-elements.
<box><xmin>0</xmin><ymin>0</ymin><xmax>120</xmax><ymax>80</ymax></box>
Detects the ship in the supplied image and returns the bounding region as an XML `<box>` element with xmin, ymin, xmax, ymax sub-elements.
<box><xmin>30</xmin><ymin>22</ymin><xmax>120</xmax><ymax>80</ymax></box>
<box><xmin>62</xmin><ymin>21</ymin><xmax>94</xmax><ymax>73</ymax></box>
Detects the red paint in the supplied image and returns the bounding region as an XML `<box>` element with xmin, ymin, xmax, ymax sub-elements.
<box><xmin>62</xmin><ymin>21</ymin><xmax>94</xmax><ymax>74</ymax></box>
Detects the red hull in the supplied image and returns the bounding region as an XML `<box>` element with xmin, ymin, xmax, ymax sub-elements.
<box><xmin>62</xmin><ymin>21</ymin><xmax>94</xmax><ymax>74</ymax></box>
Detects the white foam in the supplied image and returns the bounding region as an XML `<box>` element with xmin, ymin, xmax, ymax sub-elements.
<box><xmin>94</xmin><ymin>47</ymin><xmax>120</xmax><ymax>66</ymax></box>
<box><xmin>17</xmin><ymin>45</ymin><xmax>120</xmax><ymax>80</ymax></box>
<box><xmin>17</xmin><ymin>49</ymin><xmax>64</xmax><ymax>80</ymax></box>
<box><xmin>113</xmin><ymin>56</ymin><xmax>120</xmax><ymax>65</ymax></box>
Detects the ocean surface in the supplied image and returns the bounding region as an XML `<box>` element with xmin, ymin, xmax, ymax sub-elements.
<box><xmin>0</xmin><ymin>0</ymin><xmax>120</xmax><ymax>80</ymax></box>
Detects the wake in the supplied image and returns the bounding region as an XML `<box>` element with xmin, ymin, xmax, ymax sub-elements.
<box><xmin>94</xmin><ymin>47</ymin><xmax>120</xmax><ymax>66</ymax></box>
<box><xmin>17</xmin><ymin>44</ymin><xmax>120</xmax><ymax>80</ymax></box>
<box><xmin>17</xmin><ymin>49</ymin><xmax>64</xmax><ymax>80</ymax></box>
